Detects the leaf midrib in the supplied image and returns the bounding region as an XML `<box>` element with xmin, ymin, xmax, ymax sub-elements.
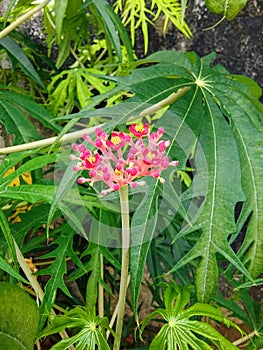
<box><xmin>200</xmin><ymin>88</ymin><xmax>217</xmax><ymax>302</ymax></box>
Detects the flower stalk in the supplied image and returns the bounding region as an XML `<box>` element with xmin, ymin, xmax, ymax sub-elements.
<box><xmin>113</xmin><ymin>185</ymin><xmax>130</xmax><ymax>350</ymax></box>
<box><xmin>71</xmin><ymin>123</ymin><xmax>178</xmax><ymax>349</ymax></box>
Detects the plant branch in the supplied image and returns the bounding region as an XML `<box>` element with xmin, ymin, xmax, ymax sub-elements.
<box><xmin>0</xmin><ymin>126</ymin><xmax>100</xmax><ymax>155</ymax></box>
<box><xmin>0</xmin><ymin>0</ymin><xmax>51</xmax><ymax>40</ymax></box>
<box><xmin>113</xmin><ymin>185</ymin><xmax>130</xmax><ymax>350</ymax></box>
<box><xmin>233</xmin><ymin>330</ymin><xmax>257</xmax><ymax>346</ymax></box>
<box><xmin>0</xmin><ymin>86</ymin><xmax>190</xmax><ymax>155</ymax></box>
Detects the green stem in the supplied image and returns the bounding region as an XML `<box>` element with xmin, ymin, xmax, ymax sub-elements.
<box><xmin>113</xmin><ymin>185</ymin><xmax>130</xmax><ymax>350</ymax></box>
<box><xmin>0</xmin><ymin>0</ymin><xmax>51</xmax><ymax>40</ymax></box>
<box><xmin>98</xmin><ymin>253</ymin><xmax>104</xmax><ymax>318</ymax></box>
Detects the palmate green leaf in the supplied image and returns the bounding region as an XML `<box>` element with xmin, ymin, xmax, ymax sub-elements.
<box><xmin>78</xmin><ymin>60</ymin><xmax>204</xmax><ymax>318</ymax></box>
<box><xmin>103</xmin><ymin>56</ymin><xmax>204</xmax><ymax>313</ymax></box>
<box><xmin>64</xmin><ymin>50</ymin><xmax>261</xmax><ymax>311</ymax></box>
<box><xmin>40</xmin><ymin>306</ymin><xmax>112</xmax><ymax>350</ymax></box>
<box><xmin>143</xmin><ymin>53</ymin><xmax>256</xmax><ymax>299</ymax></box>
<box><xmin>39</xmin><ymin>307</ymin><xmax>92</xmax><ymax>338</ymax></box>
<box><xmin>65</xmin><ymin>52</ymin><xmax>202</xmax><ymax>310</ymax></box>
<box><xmin>142</xmin><ymin>282</ymin><xmax>240</xmax><ymax>350</ymax></box>
<box><xmin>105</xmin><ymin>50</ymin><xmax>258</xmax><ymax>304</ymax></box>
<box><xmin>47</xmin><ymin>68</ymin><xmax>111</xmax><ymax>115</ymax></box>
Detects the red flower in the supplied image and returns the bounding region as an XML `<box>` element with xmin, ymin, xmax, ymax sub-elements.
<box><xmin>83</xmin><ymin>152</ymin><xmax>100</xmax><ymax>169</ymax></box>
<box><xmin>71</xmin><ymin>124</ymin><xmax>178</xmax><ymax>195</ymax></box>
<box><xmin>106</xmin><ymin>132</ymin><xmax>131</xmax><ymax>150</ymax></box>
<box><xmin>129</xmin><ymin>123</ymin><xmax>149</xmax><ymax>138</ymax></box>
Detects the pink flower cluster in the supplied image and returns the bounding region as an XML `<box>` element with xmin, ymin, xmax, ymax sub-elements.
<box><xmin>70</xmin><ymin>124</ymin><xmax>178</xmax><ymax>195</ymax></box>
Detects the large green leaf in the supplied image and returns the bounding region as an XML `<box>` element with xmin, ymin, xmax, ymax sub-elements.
<box><xmin>60</xmin><ymin>50</ymin><xmax>261</xmax><ymax>311</ymax></box>
<box><xmin>81</xmin><ymin>50</ymin><xmax>262</xmax><ymax>308</ymax></box>
<box><xmin>141</xmin><ymin>282</ymin><xmax>240</xmax><ymax>350</ymax></box>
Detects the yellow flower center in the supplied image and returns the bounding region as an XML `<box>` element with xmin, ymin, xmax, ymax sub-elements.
<box><xmin>88</xmin><ymin>156</ymin><xmax>96</xmax><ymax>163</ymax></box>
<box><xmin>114</xmin><ymin>169</ymin><xmax>122</xmax><ymax>176</ymax></box>
<box><xmin>135</xmin><ymin>124</ymin><xmax>144</xmax><ymax>132</ymax></box>
<box><xmin>147</xmin><ymin>152</ymin><xmax>155</xmax><ymax>160</ymax></box>
<box><xmin>111</xmin><ymin>136</ymin><xmax>121</xmax><ymax>145</ymax></box>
